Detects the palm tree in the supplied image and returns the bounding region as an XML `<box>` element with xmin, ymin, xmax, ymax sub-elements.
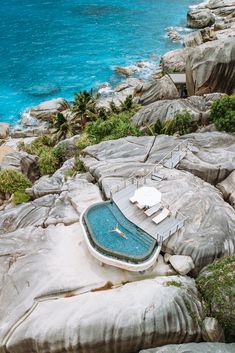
<box><xmin>71</xmin><ymin>91</ymin><xmax>97</xmax><ymax>130</ymax></box>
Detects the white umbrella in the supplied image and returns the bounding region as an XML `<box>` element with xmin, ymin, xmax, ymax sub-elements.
<box><xmin>133</xmin><ymin>186</ymin><xmax>161</xmax><ymax>207</ymax></box>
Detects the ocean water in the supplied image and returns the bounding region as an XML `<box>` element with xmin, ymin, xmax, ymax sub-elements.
<box><xmin>0</xmin><ymin>0</ymin><xmax>198</xmax><ymax>124</ymax></box>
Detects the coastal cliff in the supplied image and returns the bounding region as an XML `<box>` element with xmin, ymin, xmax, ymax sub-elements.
<box><xmin>0</xmin><ymin>0</ymin><xmax>234</xmax><ymax>352</ymax></box>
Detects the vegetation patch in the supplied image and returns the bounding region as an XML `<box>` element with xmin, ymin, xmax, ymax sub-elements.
<box><xmin>165</xmin><ymin>280</ymin><xmax>183</xmax><ymax>288</ymax></box>
<box><xmin>0</xmin><ymin>170</ymin><xmax>31</xmax><ymax>203</ymax></box>
<box><xmin>86</xmin><ymin>111</ymin><xmax>142</xmax><ymax>144</ymax></box>
<box><xmin>210</xmin><ymin>93</ymin><xmax>235</xmax><ymax>133</ymax></box>
<box><xmin>154</xmin><ymin>110</ymin><xmax>193</xmax><ymax>136</ymax></box>
<box><xmin>13</xmin><ymin>190</ymin><xmax>30</xmax><ymax>205</ymax></box>
<box><xmin>196</xmin><ymin>256</ymin><xmax>235</xmax><ymax>336</ymax></box>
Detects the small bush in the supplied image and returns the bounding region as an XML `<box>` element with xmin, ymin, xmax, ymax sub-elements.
<box><xmin>75</xmin><ymin>156</ymin><xmax>86</xmax><ymax>172</ymax></box>
<box><xmin>0</xmin><ymin>170</ymin><xmax>32</xmax><ymax>195</ymax></box>
<box><xmin>64</xmin><ymin>168</ymin><xmax>76</xmax><ymax>181</ymax></box>
<box><xmin>86</xmin><ymin>111</ymin><xmax>142</xmax><ymax>144</ymax></box>
<box><xmin>76</xmin><ymin>133</ymin><xmax>92</xmax><ymax>151</ymax></box>
<box><xmin>196</xmin><ymin>256</ymin><xmax>235</xmax><ymax>336</ymax></box>
<box><xmin>38</xmin><ymin>149</ymin><xmax>59</xmax><ymax>175</ymax></box>
<box><xmin>210</xmin><ymin>94</ymin><xmax>235</xmax><ymax>132</ymax></box>
<box><xmin>18</xmin><ymin>135</ymin><xmax>55</xmax><ymax>156</ymax></box>
<box><xmin>13</xmin><ymin>191</ymin><xmax>30</xmax><ymax>205</ymax></box>
<box><xmin>154</xmin><ymin>110</ymin><xmax>193</xmax><ymax>136</ymax></box>
<box><xmin>53</xmin><ymin>144</ymin><xmax>70</xmax><ymax>165</ymax></box>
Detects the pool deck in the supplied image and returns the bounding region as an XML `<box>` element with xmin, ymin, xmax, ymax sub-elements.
<box><xmin>112</xmin><ymin>184</ymin><xmax>185</xmax><ymax>242</ymax></box>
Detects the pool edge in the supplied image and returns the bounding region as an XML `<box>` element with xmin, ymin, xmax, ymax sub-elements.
<box><xmin>80</xmin><ymin>201</ymin><xmax>162</xmax><ymax>272</ymax></box>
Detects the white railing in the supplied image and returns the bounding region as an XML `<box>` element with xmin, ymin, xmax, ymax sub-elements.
<box><xmin>110</xmin><ymin>139</ymin><xmax>189</xmax><ymax>197</ymax></box>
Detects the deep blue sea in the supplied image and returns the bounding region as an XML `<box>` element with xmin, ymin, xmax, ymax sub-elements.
<box><xmin>0</xmin><ymin>0</ymin><xmax>198</xmax><ymax>124</ymax></box>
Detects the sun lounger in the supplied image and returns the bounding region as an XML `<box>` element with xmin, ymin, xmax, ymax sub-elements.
<box><xmin>144</xmin><ymin>203</ymin><xmax>162</xmax><ymax>217</ymax></box>
<box><xmin>137</xmin><ymin>203</ymin><xmax>146</xmax><ymax>209</ymax></box>
<box><xmin>152</xmin><ymin>207</ymin><xmax>170</xmax><ymax>225</ymax></box>
<box><xmin>129</xmin><ymin>196</ymin><xmax>137</xmax><ymax>203</ymax></box>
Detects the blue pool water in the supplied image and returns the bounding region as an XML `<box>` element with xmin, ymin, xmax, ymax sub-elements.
<box><xmin>0</xmin><ymin>0</ymin><xmax>199</xmax><ymax>124</ymax></box>
<box><xmin>85</xmin><ymin>202</ymin><xmax>156</xmax><ymax>262</ymax></box>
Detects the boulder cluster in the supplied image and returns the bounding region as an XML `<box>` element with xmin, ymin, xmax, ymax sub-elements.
<box><xmin>0</xmin><ymin>0</ymin><xmax>234</xmax><ymax>352</ymax></box>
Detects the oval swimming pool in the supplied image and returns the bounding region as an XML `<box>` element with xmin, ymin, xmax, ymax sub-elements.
<box><xmin>83</xmin><ymin>201</ymin><xmax>157</xmax><ymax>264</ymax></box>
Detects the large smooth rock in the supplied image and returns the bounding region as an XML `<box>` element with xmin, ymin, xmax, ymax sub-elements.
<box><xmin>140</xmin><ymin>342</ymin><xmax>235</xmax><ymax>353</ymax></box>
<box><xmin>202</xmin><ymin>317</ymin><xmax>225</xmax><ymax>342</ymax></box>
<box><xmin>0</xmin><ymin>228</ymin><xmax>203</xmax><ymax>353</ymax></box>
<box><xmin>0</xmin><ymin>123</ymin><xmax>9</xmax><ymax>140</ymax></box>
<box><xmin>0</xmin><ymin>151</ymin><xmax>40</xmax><ymax>182</ymax></box>
<box><xmin>0</xmin><ymin>145</ymin><xmax>15</xmax><ymax>164</ymax></box>
<box><xmin>132</xmin><ymin>93</ymin><xmax>222</xmax><ymax>127</ymax></box>
<box><xmin>0</xmin><ymin>177</ymin><xmax>102</xmax><ymax>234</ymax></box>
<box><xmin>82</xmin><ymin>135</ymin><xmax>235</xmax><ymax>275</ymax></box>
<box><xmin>217</xmin><ymin>170</ymin><xmax>235</xmax><ymax>208</ymax></box>
<box><xmin>187</xmin><ymin>9</ymin><xmax>215</xmax><ymax>29</ymax></box>
<box><xmin>28</xmin><ymin>98</ymin><xmax>69</xmax><ymax>121</ymax></box>
<box><xmin>179</xmin><ymin>132</ymin><xmax>235</xmax><ymax>184</ymax></box>
<box><xmin>186</xmin><ymin>38</ymin><xmax>235</xmax><ymax>95</ymax></box>
<box><xmin>184</xmin><ymin>27</ymin><xmax>216</xmax><ymax>48</ymax></box>
<box><xmin>97</xmin><ymin>78</ymin><xmax>144</xmax><ymax>109</ymax></box>
<box><xmin>161</xmin><ymin>48</ymin><xmax>190</xmax><ymax>73</ymax></box>
<box><xmin>208</xmin><ymin>0</ymin><xmax>235</xmax><ymax>9</ymax></box>
<box><xmin>134</xmin><ymin>76</ymin><xmax>179</xmax><ymax>105</ymax></box>
<box><xmin>169</xmin><ymin>255</ymin><xmax>195</xmax><ymax>275</ymax></box>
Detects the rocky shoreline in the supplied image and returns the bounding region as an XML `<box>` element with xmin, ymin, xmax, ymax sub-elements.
<box><xmin>0</xmin><ymin>0</ymin><xmax>235</xmax><ymax>353</ymax></box>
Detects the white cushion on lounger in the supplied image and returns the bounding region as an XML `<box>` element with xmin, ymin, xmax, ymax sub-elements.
<box><xmin>129</xmin><ymin>196</ymin><xmax>137</xmax><ymax>203</ymax></box>
<box><xmin>145</xmin><ymin>203</ymin><xmax>162</xmax><ymax>217</ymax></box>
<box><xmin>152</xmin><ymin>208</ymin><xmax>170</xmax><ymax>225</ymax></box>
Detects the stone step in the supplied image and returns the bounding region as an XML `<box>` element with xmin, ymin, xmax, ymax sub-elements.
<box><xmin>163</xmin><ymin>150</ymin><xmax>186</xmax><ymax>169</ymax></box>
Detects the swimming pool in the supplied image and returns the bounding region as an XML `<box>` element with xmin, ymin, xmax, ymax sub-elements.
<box><xmin>82</xmin><ymin>201</ymin><xmax>159</xmax><ymax>266</ymax></box>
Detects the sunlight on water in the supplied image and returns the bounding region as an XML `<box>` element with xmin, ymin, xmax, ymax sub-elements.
<box><xmin>0</xmin><ymin>0</ymin><xmax>199</xmax><ymax>123</ymax></box>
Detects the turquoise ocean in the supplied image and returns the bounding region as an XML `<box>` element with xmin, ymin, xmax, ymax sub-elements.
<box><xmin>0</xmin><ymin>0</ymin><xmax>199</xmax><ymax>124</ymax></box>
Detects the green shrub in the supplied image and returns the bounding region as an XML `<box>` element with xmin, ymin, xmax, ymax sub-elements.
<box><xmin>76</xmin><ymin>133</ymin><xmax>92</xmax><ymax>151</ymax></box>
<box><xmin>13</xmin><ymin>191</ymin><xmax>30</xmax><ymax>205</ymax></box>
<box><xmin>210</xmin><ymin>93</ymin><xmax>235</xmax><ymax>132</ymax></box>
<box><xmin>38</xmin><ymin>149</ymin><xmax>59</xmax><ymax>175</ymax></box>
<box><xmin>64</xmin><ymin>168</ymin><xmax>76</xmax><ymax>181</ymax></box>
<box><xmin>173</xmin><ymin>110</ymin><xmax>193</xmax><ymax>135</ymax></box>
<box><xmin>154</xmin><ymin>110</ymin><xmax>193</xmax><ymax>136</ymax></box>
<box><xmin>86</xmin><ymin>111</ymin><xmax>142</xmax><ymax>144</ymax></box>
<box><xmin>210</xmin><ymin>94</ymin><xmax>235</xmax><ymax>132</ymax></box>
<box><xmin>0</xmin><ymin>170</ymin><xmax>32</xmax><ymax>195</ymax></box>
<box><xmin>75</xmin><ymin>155</ymin><xmax>86</xmax><ymax>172</ymax></box>
<box><xmin>18</xmin><ymin>135</ymin><xmax>55</xmax><ymax>156</ymax></box>
<box><xmin>196</xmin><ymin>256</ymin><xmax>235</xmax><ymax>336</ymax></box>
<box><xmin>53</xmin><ymin>144</ymin><xmax>70</xmax><ymax>165</ymax></box>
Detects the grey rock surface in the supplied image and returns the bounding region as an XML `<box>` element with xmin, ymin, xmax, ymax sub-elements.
<box><xmin>208</xmin><ymin>0</ymin><xmax>235</xmax><ymax>9</ymax></box>
<box><xmin>139</xmin><ymin>342</ymin><xmax>235</xmax><ymax>353</ymax></box>
<box><xmin>134</xmin><ymin>76</ymin><xmax>179</xmax><ymax>105</ymax></box>
<box><xmin>202</xmin><ymin>317</ymin><xmax>225</xmax><ymax>342</ymax></box>
<box><xmin>0</xmin><ymin>254</ymin><xmax>203</xmax><ymax>353</ymax></box>
<box><xmin>0</xmin><ymin>169</ymin><xmax>201</xmax><ymax>353</ymax></box>
<box><xmin>28</xmin><ymin>98</ymin><xmax>69</xmax><ymax>121</ymax></box>
<box><xmin>179</xmin><ymin>132</ymin><xmax>235</xmax><ymax>184</ymax></box>
<box><xmin>186</xmin><ymin>38</ymin><xmax>235</xmax><ymax>95</ymax></box>
<box><xmin>184</xmin><ymin>27</ymin><xmax>216</xmax><ymax>48</ymax></box>
<box><xmin>82</xmin><ymin>134</ymin><xmax>235</xmax><ymax>274</ymax></box>
<box><xmin>0</xmin><ymin>177</ymin><xmax>102</xmax><ymax>234</ymax></box>
<box><xmin>0</xmin><ymin>123</ymin><xmax>10</xmax><ymax>140</ymax></box>
<box><xmin>97</xmin><ymin>78</ymin><xmax>144</xmax><ymax>109</ymax></box>
<box><xmin>217</xmin><ymin>170</ymin><xmax>235</xmax><ymax>208</ymax></box>
<box><xmin>187</xmin><ymin>9</ymin><xmax>215</xmax><ymax>29</ymax></box>
<box><xmin>132</xmin><ymin>94</ymin><xmax>222</xmax><ymax>127</ymax></box>
<box><xmin>161</xmin><ymin>48</ymin><xmax>190</xmax><ymax>73</ymax></box>
<box><xmin>0</xmin><ymin>151</ymin><xmax>40</xmax><ymax>182</ymax></box>
<box><xmin>169</xmin><ymin>255</ymin><xmax>195</xmax><ymax>275</ymax></box>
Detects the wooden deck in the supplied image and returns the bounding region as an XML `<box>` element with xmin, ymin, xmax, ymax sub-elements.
<box><xmin>112</xmin><ymin>184</ymin><xmax>184</xmax><ymax>242</ymax></box>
